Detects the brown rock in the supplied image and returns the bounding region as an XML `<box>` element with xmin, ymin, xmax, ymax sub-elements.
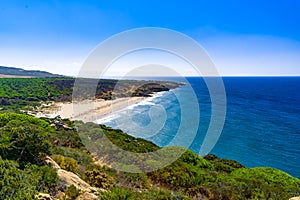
<box><xmin>57</xmin><ymin>169</ymin><xmax>90</xmax><ymax>191</ymax></box>
<box><xmin>36</xmin><ymin>193</ymin><xmax>52</xmax><ymax>200</ymax></box>
<box><xmin>76</xmin><ymin>192</ymin><xmax>99</xmax><ymax>200</ymax></box>
<box><xmin>43</xmin><ymin>155</ymin><xmax>105</xmax><ymax>199</ymax></box>
<box><xmin>53</xmin><ymin>191</ymin><xmax>65</xmax><ymax>200</ymax></box>
<box><xmin>43</xmin><ymin>156</ymin><xmax>61</xmax><ymax>170</ymax></box>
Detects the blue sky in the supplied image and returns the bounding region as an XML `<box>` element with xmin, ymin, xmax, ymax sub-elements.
<box><xmin>0</xmin><ymin>0</ymin><xmax>299</xmax><ymax>76</ymax></box>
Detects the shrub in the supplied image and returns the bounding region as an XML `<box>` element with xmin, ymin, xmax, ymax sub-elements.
<box><xmin>99</xmin><ymin>187</ymin><xmax>191</xmax><ymax>200</ymax></box>
<box><xmin>52</xmin><ymin>146</ymin><xmax>93</xmax><ymax>166</ymax></box>
<box><xmin>26</xmin><ymin>163</ymin><xmax>59</xmax><ymax>194</ymax></box>
<box><xmin>0</xmin><ymin>120</ymin><xmax>51</xmax><ymax>165</ymax></box>
<box><xmin>83</xmin><ymin>169</ymin><xmax>113</xmax><ymax>189</ymax></box>
<box><xmin>64</xmin><ymin>185</ymin><xmax>81</xmax><ymax>200</ymax></box>
<box><xmin>0</xmin><ymin>113</ymin><xmax>50</xmax><ymax>129</ymax></box>
<box><xmin>49</xmin><ymin>129</ymin><xmax>83</xmax><ymax>149</ymax></box>
<box><xmin>0</xmin><ymin>157</ymin><xmax>38</xmax><ymax>200</ymax></box>
<box><xmin>52</xmin><ymin>155</ymin><xmax>78</xmax><ymax>174</ymax></box>
<box><xmin>99</xmin><ymin>187</ymin><xmax>134</xmax><ymax>200</ymax></box>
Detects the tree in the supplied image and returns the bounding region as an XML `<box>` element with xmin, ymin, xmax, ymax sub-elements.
<box><xmin>0</xmin><ymin>120</ymin><xmax>51</xmax><ymax>165</ymax></box>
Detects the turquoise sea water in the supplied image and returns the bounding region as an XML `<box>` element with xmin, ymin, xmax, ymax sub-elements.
<box><xmin>99</xmin><ymin>77</ymin><xmax>300</xmax><ymax>178</ymax></box>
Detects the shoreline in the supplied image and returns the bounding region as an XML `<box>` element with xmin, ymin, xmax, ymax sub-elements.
<box><xmin>96</xmin><ymin>90</ymin><xmax>170</xmax><ymax>124</ymax></box>
<box><xmin>34</xmin><ymin>96</ymin><xmax>147</xmax><ymax>122</ymax></box>
<box><xmin>34</xmin><ymin>89</ymin><xmax>173</xmax><ymax>123</ymax></box>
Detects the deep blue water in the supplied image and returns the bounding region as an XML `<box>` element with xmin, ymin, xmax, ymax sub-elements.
<box><xmin>99</xmin><ymin>77</ymin><xmax>300</xmax><ymax>178</ymax></box>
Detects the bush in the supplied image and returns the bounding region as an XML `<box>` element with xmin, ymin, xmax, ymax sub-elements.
<box><xmin>99</xmin><ymin>187</ymin><xmax>135</xmax><ymax>200</ymax></box>
<box><xmin>83</xmin><ymin>169</ymin><xmax>113</xmax><ymax>189</ymax></box>
<box><xmin>49</xmin><ymin>129</ymin><xmax>84</xmax><ymax>149</ymax></box>
<box><xmin>0</xmin><ymin>120</ymin><xmax>51</xmax><ymax>165</ymax></box>
<box><xmin>0</xmin><ymin>113</ymin><xmax>50</xmax><ymax>129</ymax></box>
<box><xmin>0</xmin><ymin>157</ymin><xmax>38</xmax><ymax>200</ymax></box>
<box><xmin>231</xmin><ymin>167</ymin><xmax>300</xmax><ymax>198</ymax></box>
<box><xmin>52</xmin><ymin>146</ymin><xmax>93</xmax><ymax>166</ymax></box>
<box><xmin>52</xmin><ymin>155</ymin><xmax>78</xmax><ymax>174</ymax></box>
<box><xmin>99</xmin><ymin>187</ymin><xmax>191</xmax><ymax>200</ymax></box>
<box><xmin>26</xmin><ymin>164</ymin><xmax>59</xmax><ymax>194</ymax></box>
<box><xmin>64</xmin><ymin>185</ymin><xmax>81</xmax><ymax>200</ymax></box>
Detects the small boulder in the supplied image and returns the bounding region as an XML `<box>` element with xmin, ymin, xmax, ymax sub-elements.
<box><xmin>36</xmin><ymin>193</ymin><xmax>52</xmax><ymax>200</ymax></box>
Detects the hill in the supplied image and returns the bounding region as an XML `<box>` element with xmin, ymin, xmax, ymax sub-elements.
<box><xmin>0</xmin><ymin>66</ymin><xmax>64</xmax><ymax>78</ymax></box>
<box><xmin>0</xmin><ymin>113</ymin><xmax>299</xmax><ymax>199</ymax></box>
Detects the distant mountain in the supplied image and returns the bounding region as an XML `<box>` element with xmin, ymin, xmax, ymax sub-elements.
<box><xmin>0</xmin><ymin>66</ymin><xmax>65</xmax><ymax>78</ymax></box>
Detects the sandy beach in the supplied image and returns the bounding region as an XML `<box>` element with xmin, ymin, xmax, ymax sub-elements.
<box><xmin>34</xmin><ymin>97</ymin><xmax>146</xmax><ymax>122</ymax></box>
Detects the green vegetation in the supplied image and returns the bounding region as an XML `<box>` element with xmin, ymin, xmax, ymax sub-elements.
<box><xmin>99</xmin><ymin>187</ymin><xmax>190</xmax><ymax>200</ymax></box>
<box><xmin>83</xmin><ymin>165</ymin><xmax>115</xmax><ymax>189</ymax></box>
<box><xmin>63</xmin><ymin>185</ymin><xmax>81</xmax><ymax>200</ymax></box>
<box><xmin>52</xmin><ymin>146</ymin><xmax>93</xmax><ymax>166</ymax></box>
<box><xmin>76</xmin><ymin>122</ymin><xmax>300</xmax><ymax>199</ymax></box>
<box><xmin>52</xmin><ymin>155</ymin><xmax>79</xmax><ymax>174</ymax></box>
<box><xmin>0</xmin><ymin>112</ymin><xmax>299</xmax><ymax>199</ymax></box>
<box><xmin>0</xmin><ymin>158</ymin><xmax>58</xmax><ymax>200</ymax></box>
<box><xmin>0</xmin><ymin>158</ymin><xmax>38</xmax><ymax>200</ymax></box>
<box><xmin>0</xmin><ymin>120</ymin><xmax>51</xmax><ymax>165</ymax></box>
<box><xmin>0</xmin><ymin>113</ymin><xmax>81</xmax><ymax>199</ymax></box>
<box><xmin>0</xmin><ymin>78</ymin><xmax>182</xmax><ymax>112</ymax></box>
<box><xmin>0</xmin><ymin>78</ymin><xmax>73</xmax><ymax>111</ymax></box>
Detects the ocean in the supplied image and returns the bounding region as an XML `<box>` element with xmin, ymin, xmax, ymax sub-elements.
<box><xmin>98</xmin><ymin>77</ymin><xmax>300</xmax><ymax>178</ymax></box>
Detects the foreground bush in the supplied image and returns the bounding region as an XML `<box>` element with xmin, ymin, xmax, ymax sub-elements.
<box><xmin>0</xmin><ymin>119</ymin><xmax>51</xmax><ymax>165</ymax></box>
<box><xmin>0</xmin><ymin>158</ymin><xmax>38</xmax><ymax>199</ymax></box>
<box><xmin>0</xmin><ymin>157</ymin><xmax>58</xmax><ymax>200</ymax></box>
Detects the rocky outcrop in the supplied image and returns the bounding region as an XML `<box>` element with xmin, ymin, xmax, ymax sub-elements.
<box><xmin>44</xmin><ymin>156</ymin><xmax>104</xmax><ymax>199</ymax></box>
<box><xmin>52</xmin><ymin>117</ymin><xmax>78</xmax><ymax>131</ymax></box>
<box><xmin>290</xmin><ymin>197</ymin><xmax>300</xmax><ymax>200</ymax></box>
<box><xmin>43</xmin><ymin>156</ymin><xmax>61</xmax><ymax>170</ymax></box>
<box><xmin>57</xmin><ymin>169</ymin><xmax>91</xmax><ymax>191</ymax></box>
<box><xmin>44</xmin><ymin>156</ymin><xmax>92</xmax><ymax>192</ymax></box>
<box><xmin>76</xmin><ymin>192</ymin><xmax>99</xmax><ymax>200</ymax></box>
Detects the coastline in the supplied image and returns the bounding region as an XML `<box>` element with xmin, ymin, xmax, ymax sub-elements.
<box><xmin>33</xmin><ymin>87</ymin><xmax>174</xmax><ymax>123</ymax></box>
<box><xmin>34</xmin><ymin>96</ymin><xmax>147</xmax><ymax>122</ymax></box>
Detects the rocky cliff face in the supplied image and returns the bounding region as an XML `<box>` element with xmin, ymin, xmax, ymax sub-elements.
<box><xmin>43</xmin><ymin>156</ymin><xmax>103</xmax><ymax>200</ymax></box>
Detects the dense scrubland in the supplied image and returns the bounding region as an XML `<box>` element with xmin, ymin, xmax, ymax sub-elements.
<box><xmin>0</xmin><ymin>78</ymin><xmax>181</xmax><ymax>112</ymax></box>
<box><xmin>0</xmin><ymin>113</ymin><xmax>299</xmax><ymax>200</ymax></box>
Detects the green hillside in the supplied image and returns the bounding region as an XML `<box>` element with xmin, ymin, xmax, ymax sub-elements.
<box><xmin>0</xmin><ymin>113</ymin><xmax>299</xmax><ymax>199</ymax></box>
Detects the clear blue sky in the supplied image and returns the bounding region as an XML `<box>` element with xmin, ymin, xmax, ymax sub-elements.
<box><xmin>0</xmin><ymin>0</ymin><xmax>299</xmax><ymax>76</ymax></box>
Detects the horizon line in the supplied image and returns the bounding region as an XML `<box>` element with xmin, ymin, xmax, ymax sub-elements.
<box><xmin>86</xmin><ymin>74</ymin><xmax>300</xmax><ymax>78</ymax></box>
